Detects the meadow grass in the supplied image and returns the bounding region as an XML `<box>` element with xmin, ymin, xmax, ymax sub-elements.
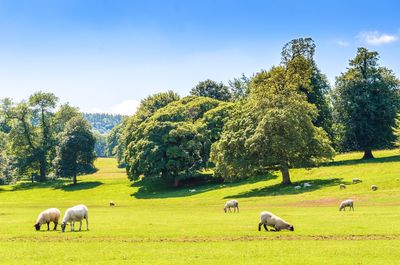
<box><xmin>1</xmin><ymin>149</ymin><xmax>400</xmax><ymax>264</ymax></box>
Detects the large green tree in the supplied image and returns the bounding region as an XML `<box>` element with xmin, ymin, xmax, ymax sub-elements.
<box><xmin>211</xmin><ymin>57</ymin><xmax>334</xmax><ymax>185</ymax></box>
<box><xmin>281</xmin><ymin>38</ymin><xmax>333</xmax><ymax>138</ymax></box>
<box><xmin>126</xmin><ymin>96</ymin><xmax>232</xmax><ymax>186</ymax></box>
<box><xmin>394</xmin><ymin>114</ymin><xmax>400</xmax><ymax>148</ymax></box>
<box><xmin>190</xmin><ymin>79</ymin><xmax>232</xmax><ymax>101</ymax></box>
<box><xmin>54</xmin><ymin>116</ymin><xmax>96</xmax><ymax>185</ymax></box>
<box><xmin>333</xmin><ymin>48</ymin><xmax>400</xmax><ymax>158</ymax></box>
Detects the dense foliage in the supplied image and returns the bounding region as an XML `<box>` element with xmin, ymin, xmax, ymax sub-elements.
<box><xmin>125</xmin><ymin>96</ymin><xmax>233</xmax><ymax>186</ymax></box>
<box><xmin>54</xmin><ymin>116</ymin><xmax>96</xmax><ymax>184</ymax></box>
<box><xmin>0</xmin><ymin>93</ymin><xmax>96</xmax><ymax>184</ymax></box>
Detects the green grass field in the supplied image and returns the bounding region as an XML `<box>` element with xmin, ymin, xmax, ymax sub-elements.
<box><xmin>1</xmin><ymin>150</ymin><xmax>400</xmax><ymax>264</ymax></box>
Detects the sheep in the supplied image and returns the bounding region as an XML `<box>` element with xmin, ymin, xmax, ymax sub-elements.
<box><xmin>371</xmin><ymin>185</ymin><xmax>378</xmax><ymax>191</ymax></box>
<box><xmin>258</xmin><ymin>211</ymin><xmax>294</xmax><ymax>232</ymax></box>
<box><xmin>61</xmin><ymin>204</ymin><xmax>89</xmax><ymax>232</ymax></box>
<box><xmin>339</xmin><ymin>184</ymin><xmax>346</xmax><ymax>190</ymax></box>
<box><xmin>224</xmin><ymin>200</ymin><xmax>239</xmax><ymax>213</ymax></box>
<box><xmin>294</xmin><ymin>185</ymin><xmax>302</xmax><ymax>189</ymax></box>
<box><xmin>34</xmin><ymin>208</ymin><xmax>61</xmax><ymax>231</ymax></box>
<box><xmin>303</xmin><ymin>182</ymin><xmax>312</xmax><ymax>187</ymax></box>
<box><xmin>339</xmin><ymin>199</ymin><xmax>354</xmax><ymax>211</ymax></box>
<box><xmin>109</xmin><ymin>201</ymin><xmax>115</xmax><ymax>207</ymax></box>
<box><xmin>352</xmin><ymin>178</ymin><xmax>362</xmax><ymax>184</ymax></box>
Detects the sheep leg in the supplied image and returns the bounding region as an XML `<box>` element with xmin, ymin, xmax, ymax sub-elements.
<box><xmin>263</xmin><ymin>224</ymin><xmax>269</xmax><ymax>231</ymax></box>
<box><xmin>53</xmin><ymin>222</ymin><xmax>58</xmax><ymax>231</ymax></box>
<box><xmin>258</xmin><ymin>223</ymin><xmax>263</xmax><ymax>231</ymax></box>
<box><xmin>86</xmin><ymin>217</ymin><xmax>89</xmax><ymax>230</ymax></box>
<box><xmin>71</xmin><ymin>222</ymin><xmax>74</xmax><ymax>232</ymax></box>
<box><xmin>47</xmin><ymin>222</ymin><xmax>50</xmax><ymax>231</ymax></box>
<box><xmin>79</xmin><ymin>220</ymin><xmax>82</xmax><ymax>231</ymax></box>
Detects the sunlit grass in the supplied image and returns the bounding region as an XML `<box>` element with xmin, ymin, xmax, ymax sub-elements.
<box><xmin>1</xmin><ymin>150</ymin><xmax>400</xmax><ymax>264</ymax></box>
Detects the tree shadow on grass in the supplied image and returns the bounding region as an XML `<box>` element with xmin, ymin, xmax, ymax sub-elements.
<box><xmin>324</xmin><ymin>155</ymin><xmax>400</xmax><ymax>167</ymax></box>
<box><xmin>53</xmin><ymin>181</ymin><xmax>102</xmax><ymax>192</ymax></box>
<box><xmin>224</xmin><ymin>178</ymin><xmax>344</xmax><ymax>199</ymax></box>
<box><xmin>3</xmin><ymin>179</ymin><xmax>102</xmax><ymax>192</ymax></box>
<box><xmin>131</xmin><ymin>173</ymin><xmax>278</xmax><ymax>199</ymax></box>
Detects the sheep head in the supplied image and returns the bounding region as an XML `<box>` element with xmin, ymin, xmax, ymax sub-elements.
<box><xmin>289</xmin><ymin>225</ymin><xmax>294</xmax><ymax>231</ymax></box>
<box><xmin>61</xmin><ymin>222</ymin><xmax>67</xmax><ymax>232</ymax></box>
<box><xmin>34</xmin><ymin>223</ymin><xmax>41</xmax><ymax>231</ymax></box>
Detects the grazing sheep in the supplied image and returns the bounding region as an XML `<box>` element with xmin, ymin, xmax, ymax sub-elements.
<box><xmin>339</xmin><ymin>199</ymin><xmax>354</xmax><ymax>211</ymax></box>
<box><xmin>352</xmin><ymin>178</ymin><xmax>361</xmax><ymax>184</ymax></box>
<box><xmin>224</xmin><ymin>200</ymin><xmax>239</xmax><ymax>213</ymax></box>
<box><xmin>371</xmin><ymin>185</ymin><xmax>378</xmax><ymax>191</ymax></box>
<box><xmin>109</xmin><ymin>201</ymin><xmax>115</xmax><ymax>207</ymax></box>
<box><xmin>258</xmin><ymin>211</ymin><xmax>294</xmax><ymax>232</ymax></box>
<box><xmin>294</xmin><ymin>185</ymin><xmax>301</xmax><ymax>189</ymax></box>
<box><xmin>303</xmin><ymin>182</ymin><xmax>312</xmax><ymax>187</ymax></box>
<box><xmin>34</xmin><ymin>208</ymin><xmax>61</xmax><ymax>231</ymax></box>
<box><xmin>339</xmin><ymin>184</ymin><xmax>346</xmax><ymax>190</ymax></box>
<box><xmin>61</xmin><ymin>204</ymin><xmax>89</xmax><ymax>232</ymax></box>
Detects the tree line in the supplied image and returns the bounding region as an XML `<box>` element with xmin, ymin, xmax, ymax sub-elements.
<box><xmin>0</xmin><ymin>93</ymin><xmax>96</xmax><ymax>185</ymax></box>
<box><xmin>106</xmin><ymin>38</ymin><xmax>400</xmax><ymax>187</ymax></box>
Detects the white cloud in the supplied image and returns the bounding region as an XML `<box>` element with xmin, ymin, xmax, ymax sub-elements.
<box><xmin>337</xmin><ymin>40</ymin><xmax>350</xmax><ymax>47</ymax></box>
<box><xmin>83</xmin><ymin>99</ymin><xmax>140</xmax><ymax>116</ymax></box>
<box><xmin>357</xmin><ymin>31</ymin><xmax>398</xmax><ymax>45</ymax></box>
<box><xmin>109</xmin><ymin>100</ymin><xmax>140</xmax><ymax>115</ymax></box>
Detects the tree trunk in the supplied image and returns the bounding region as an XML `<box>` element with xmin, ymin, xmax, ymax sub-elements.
<box><xmin>173</xmin><ymin>178</ymin><xmax>180</xmax><ymax>187</ymax></box>
<box><xmin>280</xmin><ymin>164</ymin><xmax>292</xmax><ymax>185</ymax></box>
<box><xmin>73</xmin><ymin>174</ymin><xmax>77</xmax><ymax>185</ymax></box>
<box><xmin>362</xmin><ymin>149</ymin><xmax>374</xmax><ymax>159</ymax></box>
<box><xmin>39</xmin><ymin>157</ymin><xmax>46</xmax><ymax>182</ymax></box>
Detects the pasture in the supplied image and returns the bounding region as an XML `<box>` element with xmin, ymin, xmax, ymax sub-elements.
<box><xmin>1</xmin><ymin>150</ymin><xmax>400</xmax><ymax>264</ymax></box>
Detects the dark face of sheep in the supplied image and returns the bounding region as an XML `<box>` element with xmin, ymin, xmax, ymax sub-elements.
<box><xmin>289</xmin><ymin>225</ymin><xmax>294</xmax><ymax>231</ymax></box>
<box><xmin>34</xmin><ymin>223</ymin><xmax>40</xmax><ymax>231</ymax></box>
<box><xmin>61</xmin><ymin>222</ymin><xmax>66</xmax><ymax>232</ymax></box>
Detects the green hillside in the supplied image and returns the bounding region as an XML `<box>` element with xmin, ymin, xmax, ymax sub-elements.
<box><xmin>1</xmin><ymin>149</ymin><xmax>400</xmax><ymax>264</ymax></box>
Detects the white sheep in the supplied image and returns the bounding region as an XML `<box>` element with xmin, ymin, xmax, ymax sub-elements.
<box><xmin>258</xmin><ymin>211</ymin><xmax>294</xmax><ymax>232</ymax></box>
<box><xmin>339</xmin><ymin>184</ymin><xmax>346</xmax><ymax>190</ymax></box>
<box><xmin>61</xmin><ymin>204</ymin><xmax>89</xmax><ymax>232</ymax></box>
<box><xmin>224</xmin><ymin>200</ymin><xmax>239</xmax><ymax>213</ymax></box>
<box><xmin>339</xmin><ymin>199</ymin><xmax>354</xmax><ymax>211</ymax></box>
<box><xmin>34</xmin><ymin>208</ymin><xmax>61</xmax><ymax>231</ymax></box>
<box><xmin>294</xmin><ymin>185</ymin><xmax>301</xmax><ymax>189</ymax></box>
<box><xmin>371</xmin><ymin>185</ymin><xmax>378</xmax><ymax>191</ymax></box>
<box><xmin>109</xmin><ymin>201</ymin><xmax>115</xmax><ymax>207</ymax></box>
<box><xmin>352</xmin><ymin>178</ymin><xmax>361</xmax><ymax>184</ymax></box>
<box><xmin>303</xmin><ymin>182</ymin><xmax>312</xmax><ymax>187</ymax></box>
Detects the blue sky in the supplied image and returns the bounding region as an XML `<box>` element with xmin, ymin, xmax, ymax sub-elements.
<box><xmin>0</xmin><ymin>0</ymin><xmax>399</xmax><ymax>114</ymax></box>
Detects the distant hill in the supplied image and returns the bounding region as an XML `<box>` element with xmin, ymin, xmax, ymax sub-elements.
<box><xmin>83</xmin><ymin>113</ymin><xmax>126</xmax><ymax>135</ymax></box>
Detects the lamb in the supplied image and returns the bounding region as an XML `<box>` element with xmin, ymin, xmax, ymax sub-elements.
<box><xmin>224</xmin><ymin>200</ymin><xmax>239</xmax><ymax>213</ymax></box>
<box><xmin>34</xmin><ymin>208</ymin><xmax>61</xmax><ymax>231</ymax></box>
<box><xmin>339</xmin><ymin>184</ymin><xmax>346</xmax><ymax>189</ymax></box>
<box><xmin>339</xmin><ymin>199</ymin><xmax>354</xmax><ymax>211</ymax></box>
<box><xmin>61</xmin><ymin>204</ymin><xmax>89</xmax><ymax>232</ymax></box>
<box><xmin>303</xmin><ymin>182</ymin><xmax>312</xmax><ymax>187</ymax></box>
<box><xmin>258</xmin><ymin>211</ymin><xmax>294</xmax><ymax>232</ymax></box>
<box><xmin>109</xmin><ymin>201</ymin><xmax>115</xmax><ymax>207</ymax></box>
<box><xmin>294</xmin><ymin>185</ymin><xmax>301</xmax><ymax>189</ymax></box>
<box><xmin>352</xmin><ymin>178</ymin><xmax>361</xmax><ymax>184</ymax></box>
<box><xmin>371</xmin><ymin>185</ymin><xmax>378</xmax><ymax>191</ymax></box>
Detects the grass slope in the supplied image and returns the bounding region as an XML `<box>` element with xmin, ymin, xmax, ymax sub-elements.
<box><xmin>1</xmin><ymin>150</ymin><xmax>400</xmax><ymax>264</ymax></box>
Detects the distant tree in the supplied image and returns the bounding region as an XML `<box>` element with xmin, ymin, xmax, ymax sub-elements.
<box><xmin>211</xmin><ymin>57</ymin><xmax>334</xmax><ymax>185</ymax></box>
<box><xmin>94</xmin><ymin>132</ymin><xmax>107</xmax><ymax>157</ymax></box>
<box><xmin>55</xmin><ymin>117</ymin><xmax>96</xmax><ymax>185</ymax></box>
<box><xmin>333</xmin><ymin>48</ymin><xmax>400</xmax><ymax>158</ymax></box>
<box><xmin>190</xmin><ymin>79</ymin><xmax>232</xmax><ymax>101</ymax></box>
<box><xmin>106</xmin><ymin>119</ymin><xmax>128</xmax><ymax>166</ymax></box>
<box><xmin>228</xmin><ymin>74</ymin><xmax>251</xmax><ymax>101</ymax></box>
<box><xmin>54</xmin><ymin>104</ymin><xmax>82</xmax><ymax>134</ymax></box>
<box><xmin>83</xmin><ymin>113</ymin><xmax>125</xmax><ymax>135</ymax></box>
